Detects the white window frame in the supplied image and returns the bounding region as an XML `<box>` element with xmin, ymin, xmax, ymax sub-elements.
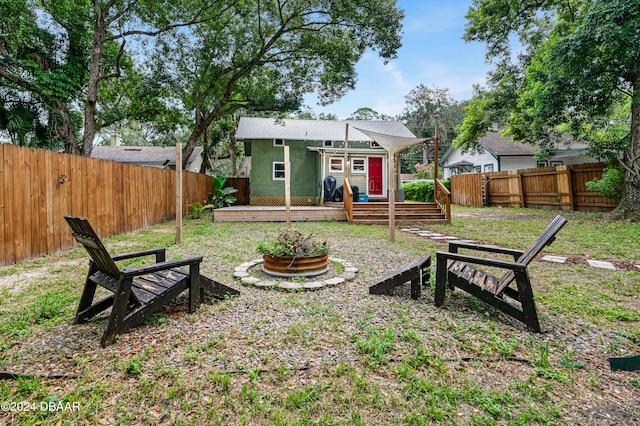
<box><xmin>273</xmin><ymin>138</ymin><xmax>284</xmax><ymax>147</ymax></box>
<box><xmin>323</xmin><ymin>140</ymin><xmax>334</xmax><ymax>148</ymax></box>
<box><xmin>484</xmin><ymin>164</ymin><xmax>494</xmax><ymax>172</ymax></box>
<box><xmin>273</xmin><ymin>162</ymin><xmax>285</xmax><ymax>180</ymax></box>
<box><xmin>329</xmin><ymin>158</ymin><xmax>344</xmax><ymax>173</ymax></box>
<box><xmin>351</xmin><ymin>158</ymin><xmax>366</xmax><ymax>173</ymax></box>
<box><xmin>473</xmin><ymin>166</ymin><xmax>481</xmax><ymax>173</ymax></box>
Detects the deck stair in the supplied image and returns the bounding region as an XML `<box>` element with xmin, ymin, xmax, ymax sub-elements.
<box><xmin>351</xmin><ymin>202</ymin><xmax>447</xmax><ymax>225</ymax></box>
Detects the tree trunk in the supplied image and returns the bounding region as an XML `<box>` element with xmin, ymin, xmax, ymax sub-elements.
<box><xmin>614</xmin><ymin>83</ymin><xmax>640</xmax><ymax>219</ymax></box>
<box><xmin>183</xmin><ymin>108</ymin><xmax>218</xmax><ymax>169</ymax></box>
<box><xmin>82</xmin><ymin>1</ymin><xmax>107</xmax><ymax>157</ymax></box>
<box><xmin>52</xmin><ymin>100</ymin><xmax>79</xmax><ymax>155</ymax></box>
<box><xmin>199</xmin><ymin>118</ymin><xmax>212</xmax><ymax>174</ymax></box>
<box><xmin>229</xmin><ymin>132</ymin><xmax>237</xmax><ymax>176</ymax></box>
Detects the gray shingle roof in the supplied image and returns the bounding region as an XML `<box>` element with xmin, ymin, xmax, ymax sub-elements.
<box><xmin>478</xmin><ymin>132</ymin><xmax>588</xmax><ymax>156</ymax></box>
<box><xmin>235</xmin><ymin>117</ymin><xmax>416</xmax><ymax>141</ymax></box>
<box><xmin>91</xmin><ymin>146</ymin><xmax>204</xmax><ymax>165</ymax></box>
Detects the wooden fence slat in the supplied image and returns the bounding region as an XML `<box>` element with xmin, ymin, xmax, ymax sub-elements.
<box><xmin>450</xmin><ymin>162</ymin><xmax>617</xmax><ymax>212</ymax></box>
<box><xmin>0</xmin><ymin>144</ymin><xmax>214</xmax><ymax>266</ymax></box>
<box><xmin>5</xmin><ymin>145</ymin><xmax>16</xmax><ymax>264</ymax></box>
<box><xmin>0</xmin><ymin>146</ymin><xmax>7</xmax><ymax>266</ymax></box>
<box><xmin>29</xmin><ymin>148</ymin><xmax>40</xmax><ymax>259</ymax></box>
<box><xmin>13</xmin><ymin>147</ymin><xmax>27</xmax><ymax>262</ymax></box>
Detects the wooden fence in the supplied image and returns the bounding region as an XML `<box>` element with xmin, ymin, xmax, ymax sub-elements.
<box><xmin>0</xmin><ymin>144</ymin><xmax>213</xmax><ymax>267</ymax></box>
<box><xmin>450</xmin><ymin>162</ymin><xmax>618</xmax><ymax>211</ymax></box>
<box><xmin>225</xmin><ymin>177</ymin><xmax>250</xmax><ymax>205</ymax></box>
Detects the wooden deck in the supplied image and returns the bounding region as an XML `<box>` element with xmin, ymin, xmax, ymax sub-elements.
<box><xmin>213</xmin><ymin>206</ymin><xmax>348</xmax><ymax>222</ymax></box>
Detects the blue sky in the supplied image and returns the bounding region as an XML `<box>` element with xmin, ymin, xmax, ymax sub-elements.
<box><xmin>304</xmin><ymin>1</ymin><xmax>492</xmax><ymax>119</ymax></box>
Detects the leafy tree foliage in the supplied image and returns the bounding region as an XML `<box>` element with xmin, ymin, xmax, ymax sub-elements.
<box><xmin>156</xmin><ymin>0</ymin><xmax>404</xmax><ymax>168</ymax></box>
<box><xmin>458</xmin><ymin>0</ymin><xmax>640</xmax><ymax>216</ymax></box>
<box><xmin>0</xmin><ymin>0</ymin><xmax>89</xmax><ymax>151</ymax></box>
<box><xmin>348</xmin><ymin>107</ymin><xmax>393</xmax><ymax>121</ymax></box>
<box><xmin>401</xmin><ymin>84</ymin><xmax>466</xmax><ymax>173</ymax></box>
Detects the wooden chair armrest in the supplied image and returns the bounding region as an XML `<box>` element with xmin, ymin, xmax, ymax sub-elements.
<box><xmin>436</xmin><ymin>251</ymin><xmax>527</xmax><ymax>272</ymax></box>
<box><xmin>448</xmin><ymin>241</ymin><xmax>525</xmax><ymax>260</ymax></box>
<box><xmin>121</xmin><ymin>257</ymin><xmax>203</xmax><ymax>277</ymax></box>
<box><xmin>112</xmin><ymin>248</ymin><xmax>167</xmax><ymax>262</ymax></box>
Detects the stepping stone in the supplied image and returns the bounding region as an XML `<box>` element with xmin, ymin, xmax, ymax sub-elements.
<box><xmin>255</xmin><ymin>280</ymin><xmax>277</xmax><ymax>287</ymax></box>
<box><xmin>329</xmin><ymin>257</ymin><xmax>346</xmax><ymax>263</ymax></box>
<box><xmin>238</xmin><ymin>262</ymin><xmax>255</xmax><ymax>268</ymax></box>
<box><xmin>324</xmin><ymin>277</ymin><xmax>345</xmax><ymax>286</ymax></box>
<box><xmin>241</xmin><ymin>276</ymin><xmax>261</xmax><ymax>284</ymax></box>
<box><xmin>341</xmin><ymin>272</ymin><xmax>357</xmax><ymax>280</ymax></box>
<box><xmin>417</xmin><ymin>232</ymin><xmax>433</xmax><ymax>237</ymax></box>
<box><xmin>303</xmin><ymin>281</ymin><xmax>325</xmax><ymax>289</ymax></box>
<box><xmin>234</xmin><ymin>266</ymin><xmax>248</xmax><ymax>272</ymax></box>
<box><xmin>344</xmin><ymin>267</ymin><xmax>358</xmax><ymax>273</ymax></box>
<box><xmin>541</xmin><ymin>255</ymin><xmax>567</xmax><ymax>264</ymax></box>
<box><xmin>636</xmin><ymin>265</ymin><xmax>640</xmax><ymax>271</ymax></box>
<box><xmin>431</xmin><ymin>236</ymin><xmax>458</xmax><ymax>240</ymax></box>
<box><xmin>233</xmin><ymin>271</ymin><xmax>250</xmax><ymax>278</ymax></box>
<box><xmin>278</xmin><ymin>281</ymin><xmax>304</xmax><ymax>290</ymax></box>
<box><xmin>587</xmin><ymin>259</ymin><xmax>616</xmax><ymax>270</ymax></box>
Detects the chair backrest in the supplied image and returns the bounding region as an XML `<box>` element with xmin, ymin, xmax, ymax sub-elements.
<box><xmin>64</xmin><ymin>216</ymin><xmax>121</xmax><ymax>279</ymax></box>
<box><xmin>495</xmin><ymin>215</ymin><xmax>567</xmax><ymax>295</ymax></box>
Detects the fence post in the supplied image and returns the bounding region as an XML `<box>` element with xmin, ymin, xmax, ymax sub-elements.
<box><xmin>556</xmin><ymin>165</ymin><xmax>574</xmax><ymax>210</ymax></box>
<box><xmin>508</xmin><ymin>170</ymin><xmax>523</xmax><ymax>208</ymax></box>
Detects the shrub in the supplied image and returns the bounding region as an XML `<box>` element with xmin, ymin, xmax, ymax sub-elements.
<box><xmin>586</xmin><ymin>166</ymin><xmax>623</xmax><ymax>200</ymax></box>
<box><xmin>402</xmin><ymin>180</ymin><xmax>450</xmax><ymax>202</ymax></box>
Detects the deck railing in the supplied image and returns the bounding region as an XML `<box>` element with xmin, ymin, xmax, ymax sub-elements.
<box><xmin>435</xmin><ymin>178</ymin><xmax>451</xmax><ymax>223</ymax></box>
<box><xmin>344</xmin><ymin>177</ymin><xmax>354</xmax><ymax>223</ymax></box>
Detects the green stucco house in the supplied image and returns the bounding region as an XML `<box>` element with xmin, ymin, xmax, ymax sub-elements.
<box><xmin>235</xmin><ymin>117</ymin><xmax>418</xmax><ymax>206</ymax></box>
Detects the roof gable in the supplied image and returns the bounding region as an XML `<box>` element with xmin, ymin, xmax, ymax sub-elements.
<box><xmin>91</xmin><ymin>146</ymin><xmax>204</xmax><ymax>165</ymax></box>
<box><xmin>450</xmin><ymin>132</ymin><xmax>589</xmax><ymax>157</ymax></box>
<box><xmin>235</xmin><ymin>117</ymin><xmax>416</xmax><ymax>141</ymax></box>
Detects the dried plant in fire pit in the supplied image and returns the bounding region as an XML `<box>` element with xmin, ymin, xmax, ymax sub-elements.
<box><xmin>257</xmin><ymin>229</ymin><xmax>328</xmax><ymax>258</ymax></box>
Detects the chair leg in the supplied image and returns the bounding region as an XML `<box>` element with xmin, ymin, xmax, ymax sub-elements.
<box><xmin>410</xmin><ymin>277</ymin><xmax>421</xmax><ymax>300</ymax></box>
<box><xmin>189</xmin><ymin>263</ymin><xmax>201</xmax><ymax>313</ymax></box>
<box><xmin>101</xmin><ymin>277</ymin><xmax>133</xmax><ymax>347</ymax></box>
<box><xmin>75</xmin><ymin>277</ymin><xmax>99</xmax><ymax>323</ymax></box>
<box><xmin>513</xmin><ymin>269</ymin><xmax>540</xmax><ymax>332</ymax></box>
<box><xmin>434</xmin><ymin>253</ymin><xmax>447</xmax><ymax>307</ymax></box>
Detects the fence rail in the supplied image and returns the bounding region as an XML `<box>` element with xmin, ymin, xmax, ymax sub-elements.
<box><xmin>0</xmin><ymin>144</ymin><xmax>213</xmax><ymax>267</ymax></box>
<box><xmin>450</xmin><ymin>163</ymin><xmax>618</xmax><ymax>211</ymax></box>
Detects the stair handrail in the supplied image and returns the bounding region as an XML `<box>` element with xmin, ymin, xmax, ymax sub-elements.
<box><xmin>435</xmin><ymin>179</ymin><xmax>451</xmax><ymax>223</ymax></box>
<box><xmin>344</xmin><ymin>177</ymin><xmax>354</xmax><ymax>224</ymax></box>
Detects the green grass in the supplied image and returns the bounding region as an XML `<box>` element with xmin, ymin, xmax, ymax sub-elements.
<box><xmin>0</xmin><ymin>206</ymin><xmax>638</xmax><ymax>425</ymax></box>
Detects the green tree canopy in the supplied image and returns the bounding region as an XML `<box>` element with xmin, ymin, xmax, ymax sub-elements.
<box><xmin>457</xmin><ymin>0</ymin><xmax>640</xmax><ymax>217</ymax></box>
<box><xmin>157</xmin><ymin>0</ymin><xmax>404</xmax><ymax>168</ymax></box>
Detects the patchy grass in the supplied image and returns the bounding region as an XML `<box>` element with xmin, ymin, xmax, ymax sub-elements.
<box><xmin>0</xmin><ymin>206</ymin><xmax>638</xmax><ymax>425</ymax></box>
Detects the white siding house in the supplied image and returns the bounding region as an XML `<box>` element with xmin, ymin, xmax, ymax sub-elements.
<box><xmin>441</xmin><ymin>132</ymin><xmax>597</xmax><ymax>178</ymax></box>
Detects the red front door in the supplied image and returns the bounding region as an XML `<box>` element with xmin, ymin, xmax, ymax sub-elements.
<box><xmin>368</xmin><ymin>157</ymin><xmax>383</xmax><ymax>195</ymax></box>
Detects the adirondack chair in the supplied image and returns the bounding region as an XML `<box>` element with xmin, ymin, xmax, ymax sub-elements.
<box><xmin>65</xmin><ymin>216</ymin><xmax>239</xmax><ymax>346</ymax></box>
<box><xmin>434</xmin><ymin>215</ymin><xmax>567</xmax><ymax>332</ymax></box>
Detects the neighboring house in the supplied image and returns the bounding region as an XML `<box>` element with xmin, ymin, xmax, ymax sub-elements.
<box><xmin>91</xmin><ymin>145</ymin><xmax>204</xmax><ymax>172</ymax></box>
<box><xmin>235</xmin><ymin>117</ymin><xmax>418</xmax><ymax>206</ymax></box>
<box><xmin>441</xmin><ymin>132</ymin><xmax>597</xmax><ymax>179</ymax></box>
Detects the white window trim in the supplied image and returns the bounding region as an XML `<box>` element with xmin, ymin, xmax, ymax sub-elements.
<box><xmin>273</xmin><ymin>161</ymin><xmax>285</xmax><ymax>180</ymax></box>
<box><xmin>323</xmin><ymin>140</ymin><xmax>334</xmax><ymax>147</ymax></box>
<box><xmin>484</xmin><ymin>164</ymin><xmax>494</xmax><ymax>172</ymax></box>
<box><xmin>351</xmin><ymin>157</ymin><xmax>366</xmax><ymax>174</ymax></box>
<box><xmin>329</xmin><ymin>158</ymin><xmax>344</xmax><ymax>173</ymax></box>
<box><xmin>273</xmin><ymin>138</ymin><xmax>284</xmax><ymax>147</ymax></box>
